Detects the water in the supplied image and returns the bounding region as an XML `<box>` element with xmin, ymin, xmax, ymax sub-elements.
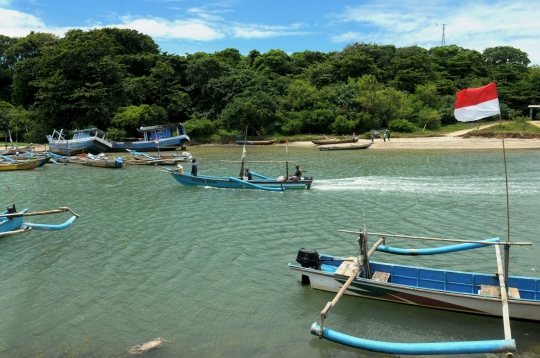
<box><xmin>1</xmin><ymin>147</ymin><xmax>540</xmax><ymax>357</ymax></box>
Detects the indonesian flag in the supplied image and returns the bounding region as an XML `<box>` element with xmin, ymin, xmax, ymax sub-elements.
<box><xmin>154</xmin><ymin>137</ymin><xmax>159</xmax><ymax>143</ymax></box>
<box><xmin>241</xmin><ymin>145</ymin><xmax>246</xmax><ymax>159</ymax></box>
<box><xmin>454</xmin><ymin>82</ymin><xmax>500</xmax><ymax>122</ymax></box>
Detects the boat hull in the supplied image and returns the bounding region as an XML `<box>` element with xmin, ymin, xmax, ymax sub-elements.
<box><xmin>47</xmin><ymin>137</ymin><xmax>112</xmax><ymax>155</ymax></box>
<box><xmin>289</xmin><ymin>257</ymin><xmax>540</xmax><ymax>321</ymax></box>
<box><xmin>236</xmin><ymin>140</ymin><xmax>276</xmax><ymax>145</ymax></box>
<box><xmin>109</xmin><ymin>135</ymin><xmax>190</xmax><ymax>152</ymax></box>
<box><xmin>319</xmin><ymin>143</ymin><xmax>372</xmax><ymax>151</ymax></box>
<box><xmin>312</xmin><ymin>138</ymin><xmax>358</xmax><ymax>145</ymax></box>
<box><xmin>167</xmin><ymin>171</ymin><xmax>312</xmax><ymax>190</ymax></box>
<box><xmin>0</xmin><ymin>208</ymin><xmax>28</xmax><ymax>233</ymax></box>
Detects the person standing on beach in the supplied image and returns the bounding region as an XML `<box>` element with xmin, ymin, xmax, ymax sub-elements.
<box><xmin>370</xmin><ymin>133</ymin><xmax>374</xmax><ymax>143</ymax></box>
<box><xmin>352</xmin><ymin>132</ymin><xmax>356</xmax><ymax>141</ymax></box>
<box><xmin>383</xmin><ymin>131</ymin><xmax>386</xmax><ymax>142</ymax></box>
<box><xmin>191</xmin><ymin>159</ymin><xmax>198</xmax><ymax>176</ymax></box>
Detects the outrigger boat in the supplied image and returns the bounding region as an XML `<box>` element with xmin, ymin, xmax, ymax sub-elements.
<box><xmin>289</xmin><ymin>228</ymin><xmax>536</xmax><ymax>355</ymax></box>
<box><xmin>1</xmin><ymin>204</ymin><xmax>80</xmax><ymax>237</ymax></box>
<box><xmin>236</xmin><ymin>139</ymin><xmax>276</xmax><ymax>145</ymax></box>
<box><xmin>125</xmin><ymin>149</ymin><xmax>192</xmax><ymax>166</ymax></box>
<box><xmin>160</xmin><ymin>137</ymin><xmax>312</xmax><ymax>191</ymax></box>
<box><xmin>311</xmin><ymin>138</ymin><xmax>358</xmax><ymax>145</ymax></box>
<box><xmin>318</xmin><ymin>143</ymin><xmax>371</xmax><ymax>151</ymax></box>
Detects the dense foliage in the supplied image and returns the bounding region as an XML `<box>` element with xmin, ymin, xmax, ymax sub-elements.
<box><xmin>1</xmin><ymin>28</ymin><xmax>539</xmax><ymax>143</ymax></box>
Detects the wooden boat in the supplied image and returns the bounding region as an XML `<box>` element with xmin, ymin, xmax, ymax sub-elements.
<box><xmin>82</xmin><ymin>154</ymin><xmax>123</xmax><ymax>168</ymax></box>
<box><xmin>319</xmin><ymin>143</ymin><xmax>371</xmax><ymax>151</ymax></box>
<box><xmin>236</xmin><ymin>140</ymin><xmax>276</xmax><ymax>145</ymax></box>
<box><xmin>289</xmin><ymin>228</ymin><xmax>536</xmax><ymax>355</ymax></box>
<box><xmin>1</xmin><ymin>204</ymin><xmax>79</xmax><ymax>237</ymax></box>
<box><xmin>125</xmin><ymin>149</ymin><xmax>193</xmax><ymax>165</ymax></box>
<box><xmin>311</xmin><ymin>138</ymin><xmax>358</xmax><ymax>145</ymax></box>
<box><xmin>108</xmin><ymin>123</ymin><xmax>190</xmax><ymax>152</ymax></box>
<box><xmin>161</xmin><ymin>169</ymin><xmax>312</xmax><ymax>191</ymax></box>
<box><xmin>0</xmin><ymin>158</ymin><xmax>40</xmax><ymax>170</ymax></box>
<box><xmin>46</xmin><ymin>128</ymin><xmax>112</xmax><ymax>155</ymax></box>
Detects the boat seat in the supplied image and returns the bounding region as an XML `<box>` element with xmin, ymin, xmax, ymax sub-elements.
<box><xmin>372</xmin><ymin>271</ymin><xmax>390</xmax><ymax>282</ymax></box>
<box><xmin>478</xmin><ymin>284</ymin><xmax>521</xmax><ymax>298</ymax></box>
<box><xmin>335</xmin><ymin>258</ymin><xmax>359</xmax><ymax>277</ymax></box>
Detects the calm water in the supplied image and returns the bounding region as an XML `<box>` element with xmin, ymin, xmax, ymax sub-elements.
<box><xmin>1</xmin><ymin>146</ymin><xmax>540</xmax><ymax>358</ymax></box>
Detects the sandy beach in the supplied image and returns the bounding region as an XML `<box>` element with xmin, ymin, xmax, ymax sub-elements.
<box><xmin>19</xmin><ymin>124</ymin><xmax>540</xmax><ymax>152</ymax></box>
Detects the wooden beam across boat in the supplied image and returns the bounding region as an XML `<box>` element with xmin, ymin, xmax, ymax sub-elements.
<box><xmin>0</xmin><ymin>207</ymin><xmax>80</xmax><ymax>219</ymax></box>
<box><xmin>337</xmin><ymin>230</ymin><xmax>532</xmax><ymax>246</ymax></box>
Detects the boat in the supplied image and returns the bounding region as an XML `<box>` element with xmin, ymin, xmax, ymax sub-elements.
<box><xmin>318</xmin><ymin>143</ymin><xmax>371</xmax><ymax>151</ymax></box>
<box><xmin>0</xmin><ymin>158</ymin><xmax>40</xmax><ymax>170</ymax></box>
<box><xmin>236</xmin><ymin>140</ymin><xmax>276</xmax><ymax>145</ymax></box>
<box><xmin>109</xmin><ymin>123</ymin><xmax>190</xmax><ymax>152</ymax></box>
<box><xmin>82</xmin><ymin>153</ymin><xmax>123</xmax><ymax>168</ymax></box>
<box><xmin>160</xmin><ymin>169</ymin><xmax>313</xmax><ymax>191</ymax></box>
<box><xmin>1</xmin><ymin>204</ymin><xmax>79</xmax><ymax>237</ymax></box>
<box><xmin>46</xmin><ymin>128</ymin><xmax>112</xmax><ymax>155</ymax></box>
<box><xmin>124</xmin><ymin>149</ymin><xmax>193</xmax><ymax>166</ymax></box>
<box><xmin>289</xmin><ymin>225</ymin><xmax>537</xmax><ymax>355</ymax></box>
<box><xmin>311</xmin><ymin>138</ymin><xmax>358</xmax><ymax>145</ymax></box>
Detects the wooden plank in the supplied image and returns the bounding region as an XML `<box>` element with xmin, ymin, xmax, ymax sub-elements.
<box><xmin>508</xmin><ymin>287</ymin><xmax>520</xmax><ymax>299</ymax></box>
<box><xmin>479</xmin><ymin>284</ymin><xmax>500</xmax><ymax>297</ymax></box>
<box><xmin>335</xmin><ymin>258</ymin><xmax>359</xmax><ymax>277</ymax></box>
<box><xmin>372</xmin><ymin>271</ymin><xmax>390</xmax><ymax>282</ymax></box>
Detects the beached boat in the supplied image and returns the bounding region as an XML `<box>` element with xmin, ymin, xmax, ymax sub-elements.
<box><xmin>318</xmin><ymin>143</ymin><xmax>371</xmax><ymax>151</ymax></box>
<box><xmin>1</xmin><ymin>204</ymin><xmax>79</xmax><ymax>237</ymax></box>
<box><xmin>289</xmin><ymin>227</ymin><xmax>536</xmax><ymax>355</ymax></box>
<box><xmin>125</xmin><ymin>149</ymin><xmax>193</xmax><ymax>165</ymax></box>
<box><xmin>0</xmin><ymin>158</ymin><xmax>40</xmax><ymax>170</ymax></box>
<box><xmin>82</xmin><ymin>154</ymin><xmax>123</xmax><ymax>168</ymax></box>
<box><xmin>236</xmin><ymin>139</ymin><xmax>276</xmax><ymax>145</ymax></box>
<box><xmin>160</xmin><ymin>169</ymin><xmax>312</xmax><ymax>191</ymax></box>
<box><xmin>311</xmin><ymin>138</ymin><xmax>358</xmax><ymax>145</ymax></box>
<box><xmin>46</xmin><ymin>128</ymin><xmax>112</xmax><ymax>155</ymax></box>
<box><xmin>109</xmin><ymin>123</ymin><xmax>190</xmax><ymax>152</ymax></box>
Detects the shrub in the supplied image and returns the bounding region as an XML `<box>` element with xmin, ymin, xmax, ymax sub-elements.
<box><xmin>183</xmin><ymin>118</ymin><xmax>217</xmax><ymax>137</ymax></box>
<box><xmin>388</xmin><ymin>119</ymin><xmax>417</xmax><ymax>133</ymax></box>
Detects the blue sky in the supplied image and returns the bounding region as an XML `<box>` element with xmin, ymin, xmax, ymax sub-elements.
<box><xmin>1</xmin><ymin>0</ymin><xmax>539</xmax><ymax>65</ymax></box>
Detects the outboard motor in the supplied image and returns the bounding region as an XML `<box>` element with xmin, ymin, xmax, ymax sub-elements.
<box><xmin>296</xmin><ymin>247</ymin><xmax>320</xmax><ymax>284</ymax></box>
<box><xmin>7</xmin><ymin>204</ymin><xmax>16</xmax><ymax>214</ymax></box>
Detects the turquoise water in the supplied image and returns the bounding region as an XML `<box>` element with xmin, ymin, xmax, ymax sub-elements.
<box><xmin>1</xmin><ymin>146</ymin><xmax>539</xmax><ymax>357</ymax></box>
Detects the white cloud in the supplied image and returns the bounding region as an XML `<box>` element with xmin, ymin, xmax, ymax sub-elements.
<box><xmin>332</xmin><ymin>1</ymin><xmax>540</xmax><ymax>64</ymax></box>
<box><xmin>114</xmin><ymin>16</ymin><xmax>224</xmax><ymax>41</ymax></box>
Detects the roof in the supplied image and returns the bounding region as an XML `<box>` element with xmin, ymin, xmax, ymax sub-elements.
<box><xmin>139</xmin><ymin>122</ymin><xmax>184</xmax><ymax>131</ymax></box>
<box><xmin>528</xmin><ymin>105</ymin><xmax>540</xmax><ymax>108</ymax></box>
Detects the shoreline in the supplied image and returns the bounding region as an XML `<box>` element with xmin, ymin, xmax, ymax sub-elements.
<box><xmin>13</xmin><ymin>136</ymin><xmax>540</xmax><ymax>153</ymax></box>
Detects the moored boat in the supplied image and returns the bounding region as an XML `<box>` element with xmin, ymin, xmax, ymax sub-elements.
<box><xmin>311</xmin><ymin>138</ymin><xmax>358</xmax><ymax>145</ymax></box>
<box><xmin>46</xmin><ymin>128</ymin><xmax>112</xmax><ymax>155</ymax></box>
<box><xmin>318</xmin><ymin>143</ymin><xmax>371</xmax><ymax>151</ymax></box>
<box><xmin>289</xmin><ymin>228</ymin><xmax>536</xmax><ymax>355</ymax></box>
<box><xmin>82</xmin><ymin>154</ymin><xmax>123</xmax><ymax>168</ymax></box>
<box><xmin>0</xmin><ymin>158</ymin><xmax>40</xmax><ymax>170</ymax></box>
<box><xmin>236</xmin><ymin>140</ymin><xmax>276</xmax><ymax>145</ymax></box>
<box><xmin>1</xmin><ymin>204</ymin><xmax>79</xmax><ymax>237</ymax></box>
<box><xmin>109</xmin><ymin>123</ymin><xmax>190</xmax><ymax>152</ymax></box>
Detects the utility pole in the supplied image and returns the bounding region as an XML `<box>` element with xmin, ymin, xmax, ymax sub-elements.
<box><xmin>441</xmin><ymin>23</ymin><xmax>446</xmax><ymax>46</ymax></box>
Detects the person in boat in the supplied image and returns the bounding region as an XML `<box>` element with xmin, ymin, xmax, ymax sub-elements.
<box><xmin>290</xmin><ymin>165</ymin><xmax>303</xmax><ymax>180</ymax></box>
<box><xmin>191</xmin><ymin>159</ymin><xmax>197</xmax><ymax>176</ymax></box>
<box><xmin>245</xmin><ymin>167</ymin><xmax>253</xmax><ymax>180</ymax></box>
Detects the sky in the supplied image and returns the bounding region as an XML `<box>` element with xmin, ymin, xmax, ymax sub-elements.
<box><xmin>1</xmin><ymin>0</ymin><xmax>539</xmax><ymax>65</ymax></box>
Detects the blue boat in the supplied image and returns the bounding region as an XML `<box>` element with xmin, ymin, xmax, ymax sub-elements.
<box><xmin>46</xmin><ymin>128</ymin><xmax>112</xmax><ymax>155</ymax></box>
<box><xmin>109</xmin><ymin>123</ymin><xmax>190</xmax><ymax>152</ymax></box>
<box><xmin>289</xmin><ymin>229</ymin><xmax>538</xmax><ymax>355</ymax></box>
<box><xmin>1</xmin><ymin>204</ymin><xmax>80</xmax><ymax>237</ymax></box>
<box><xmin>161</xmin><ymin>169</ymin><xmax>312</xmax><ymax>191</ymax></box>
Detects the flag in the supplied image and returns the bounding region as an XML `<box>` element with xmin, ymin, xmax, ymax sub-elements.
<box><xmin>154</xmin><ymin>137</ymin><xmax>159</xmax><ymax>143</ymax></box>
<box><xmin>286</xmin><ymin>139</ymin><xmax>288</xmax><ymax>155</ymax></box>
<box><xmin>241</xmin><ymin>145</ymin><xmax>246</xmax><ymax>159</ymax></box>
<box><xmin>454</xmin><ymin>82</ymin><xmax>500</xmax><ymax>122</ymax></box>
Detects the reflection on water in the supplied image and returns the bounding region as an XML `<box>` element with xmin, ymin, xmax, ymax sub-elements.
<box><xmin>0</xmin><ymin>147</ymin><xmax>539</xmax><ymax>357</ymax></box>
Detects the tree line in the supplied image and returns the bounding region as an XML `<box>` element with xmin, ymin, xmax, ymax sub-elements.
<box><xmin>1</xmin><ymin>28</ymin><xmax>539</xmax><ymax>143</ymax></box>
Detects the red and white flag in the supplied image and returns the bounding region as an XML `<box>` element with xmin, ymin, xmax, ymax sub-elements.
<box><xmin>454</xmin><ymin>82</ymin><xmax>500</xmax><ymax>122</ymax></box>
<box><xmin>154</xmin><ymin>137</ymin><xmax>159</xmax><ymax>143</ymax></box>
